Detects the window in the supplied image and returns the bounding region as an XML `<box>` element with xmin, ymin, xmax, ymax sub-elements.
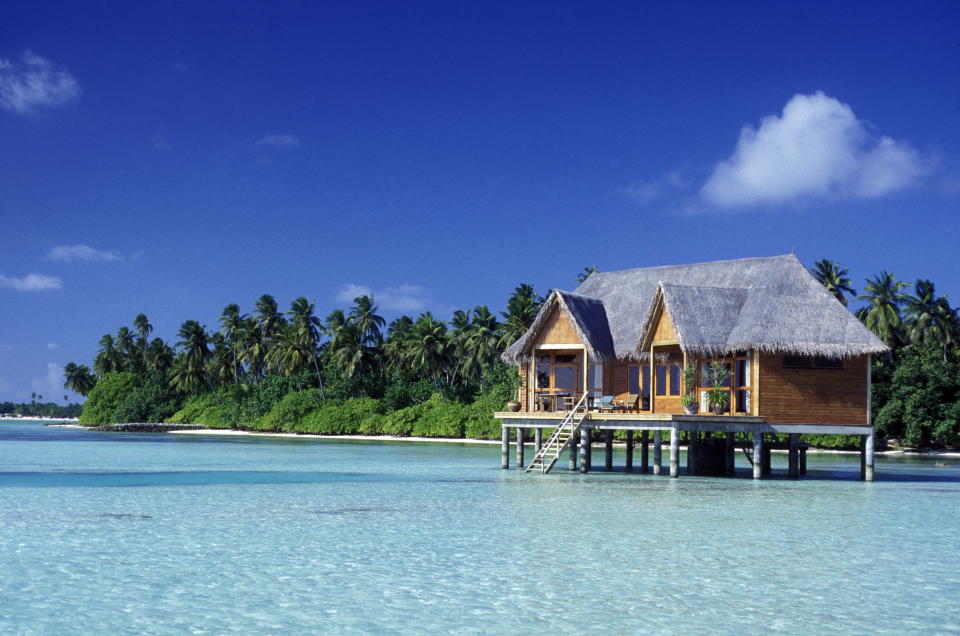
<box><xmin>783</xmin><ymin>355</ymin><xmax>844</xmax><ymax>369</ymax></box>
<box><xmin>669</xmin><ymin>364</ymin><xmax>681</xmax><ymax>396</ymax></box>
<box><xmin>628</xmin><ymin>365</ymin><xmax>640</xmax><ymax>394</ymax></box>
<box><xmin>587</xmin><ymin>364</ymin><xmax>603</xmax><ymax>398</ymax></box>
<box><xmin>655</xmin><ymin>364</ymin><xmax>667</xmax><ymax>396</ymax></box>
<box><xmin>698</xmin><ymin>352</ymin><xmax>750</xmax><ymax>414</ymax></box>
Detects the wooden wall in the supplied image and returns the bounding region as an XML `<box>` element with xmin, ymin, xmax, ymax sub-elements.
<box><xmin>518</xmin><ymin>362</ymin><xmax>529</xmax><ymax>411</ymax></box>
<box><xmin>535</xmin><ymin>306</ymin><xmax>581</xmax><ymax>345</ymax></box>
<box><xmin>757</xmin><ymin>353</ymin><xmax>869</xmax><ymax>425</ymax></box>
<box><xmin>652</xmin><ymin>305</ymin><xmax>677</xmax><ymax>342</ymax></box>
<box><xmin>604</xmin><ymin>361</ymin><xmax>629</xmax><ymax>397</ymax></box>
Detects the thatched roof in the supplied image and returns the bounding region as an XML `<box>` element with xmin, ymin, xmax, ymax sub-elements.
<box><xmin>503</xmin><ymin>254</ymin><xmax>887</xmax><ymax>363</ymax></box>
<box><xmin>503</xmin><ymin>290</ymin><xmax>615</xmax><ymax>364</ymax></box>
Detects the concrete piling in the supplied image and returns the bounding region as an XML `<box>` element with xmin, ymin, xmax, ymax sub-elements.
<box><xmin>864</xmin><ymin>432</ymin><xmax>874</xmax><ymax>482</ymax></box>
<box><xmin>501</xmin><ymin>426</ymin><xmax>509</xmax><ymax>469</ymax></box>
<box><xmin>641</xmin><ymin>430</ymin><xmax>649</xmax><ymax>473</ymax></box>
<box><xmin>579</xmin><ymin>428</ymin><xmax>590</xmax><ymax>474</ymax></box>
<box><xmin>568</xmin><ymin>437</ymin><xmax>577</xmax><ymax>471</ymax></box>
<box><xmin>604</xmin><ymin>430</ymin><xmax>614</xmax><ymax>471</ymax></box>
<box><xmin>625</xmin><ymin>430</ymin><xmax>634</xmax><ymax>473</ymax></box>
<box><xmin>788</xmin><ymin>433</ymin><xmax>799</xmax><ymax>479</ymax></box>
<box><xmin>753</xmin><ymin>432</ymin><xmax>763</xmax><ymax>480</ymax></box>
<box><xmin>516</xmin><ymin>428</ymin><xmax>524</xmax><ymax>468</ymax></box>
<box><xmin>670</xmin><ymin>428</ymin><xmax>680</xmax><ymax>478</ymax></box>
<box><xmin>653</xmin><ymin>430</ymin><xmax>662</xmax><ymax>475</ymax></box>
<box><xmin>534</xmin><ymin>428</ymin><xmax>542</xmax><ymax>456</ymax></box>
<box><xmin>725</xmin><ymin>432</ymin><xmax>735</xmax><ymax>475</ymax></box>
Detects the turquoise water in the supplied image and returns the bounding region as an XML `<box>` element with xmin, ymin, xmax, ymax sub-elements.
<box><xmin>2</xmin><ymin>421</ymin><xmax>959</xmax><ymax>634</ymax></box>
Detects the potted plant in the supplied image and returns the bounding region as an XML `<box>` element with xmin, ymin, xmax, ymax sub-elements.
<box><xmin>706</xmin><ymin>360</ymin><xmax>729</xmax><ymax>415</ymax></box>
<box><xmin>506</xmin><ymin>368</ymin><xmax>523</xmax><ymax>412</ymax></box>
<box><xmin>680</xmin><ymin>363</ymin><xmax>698</xmax><ymax>414</ymax></box>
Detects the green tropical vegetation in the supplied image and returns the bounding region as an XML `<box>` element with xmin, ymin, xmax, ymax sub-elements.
<box><xmin>70</xmin><ymin>287</ymin><xmax>540</xmax><ymax>439</ymax></box>
<box><xmin>63</xmin><ymin>260</ymin><xmax>960</xmax><ymax>448</ymax></box>
<box><xmin>811</xmin><ymin>260</ymin><xmax>960</xmax><ymax>447</ymax></box>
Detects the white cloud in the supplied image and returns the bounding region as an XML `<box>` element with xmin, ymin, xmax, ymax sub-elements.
<box><xmin>700</xmin><ymin>91</ymin><xmax>926</xmax><ymax>208</ymax></box>
<box><xmin>0</xmin><ymin>273</ymin><xmax>63</xmax><ymax>291</ymax></box>
<box><xmin>335</xmin><ymin>283</ymin><xmax>430</xmax><ymax>312</ymax></box>
<box><xmin>255</xmin><ymin>133</ymin><xmax>301</xmax><ymax>148</ymax></box>
<box><xmin>620</xmin><ymin>171</ymin><xmax>689</xmax><ymax>205</ymax></box>
<box><xmin>31</xmin><ymin>362</ymin><xmax>64</xmax><ymax>398</ymax></box>
<box><xmin>43</xmin><ymin>244</ymin><xmax>122</xmax><ymax>263</ymax></box>
<box><xmin>0</xmin><ymin>50</ymin><xmax>80</xmax><ymax>115</ymax></box>
<box><xmin>47</xmin><ymin>342</ymin><xmax>58</xmax><ymax>350</ymax></box>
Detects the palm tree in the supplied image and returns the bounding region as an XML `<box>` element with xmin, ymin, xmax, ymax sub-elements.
<box><xmin>904</xmin><ymin>280</ymin><xmax>956</xmax><ymax>359</ymax></box>
<box><xmin>115</xmin><ymin>327</ymin><xmax>137</xmax><ymax>367</ymax></box>
<box><xmin>575</xmin><ymin>266</ymin><xmax>598</xmax><ymax>284</ymax></box>
<box><xmin>383</xmin><ymin>316</ymin><xmax>414</xmax><ymax>375</ymax></box>
<box><xmin>209</xmin><ymin>332</ymin><xmax>238</xmax><ymax>387</ymax></box>
<box><xmin>147</xmin><ymin>338</ymin><xmax>175</xmax><ymax>376</ymax></box>
<box><xmin>133</xmin><ymin>313</ymin><xmax>153</xmax><ymax>367</ymax></box>
<box><xmin>170</xmin><ymin>320</ymin><xmax>212</xmax><ymax>394</ymax></box>
<box><xmin>240</xmin><ymin>318</ymin><xmax>268</xmax><ymax>381</ymax></box>
<box><xmin>219</xmin><ymin>303</ymin><xmax>247</xmax><ymax>384</ymax></box>
<box><xmin>499</xmin><ymin>284</ymin><xmax>542</xmax><ymax>347</ymax></box>
<box><xmin>94</xmin><ymin>334</ymin><xmax>120</xmax><ymax>376</ymax></box>
<box><xmin>265</xmin><ymin>324</ymin><xmax>312</xmax><ymax>390</ymax></box>
<box><xmin>463</xmin><ymin>306</ymin><xmax>501</xmax><ymax>390</ymax></box>
<box><xmin>856</xmin><ymin>272</ymin><xmax>910</xmax><ymax>348</ymax></box>
<box><xmin>63</xmin><ymin>362</ymin><xmax>96</xmax><ymax>396</ymax></box>
<box><xmin>349</xmin><ymin>295</ymin><xmax>385</xmax><ymax>347</ymax></box>
<box><xmin>404</xmin><ymin>312</ymin><xmax>451</xmax><ymax>394</ymax></box>
<box><xmin>288</xmin><ymin>296</ymin><xmax>326</xmax><ymax>399</ymax></box>
<box><xmin>811</xmin><ymin>259</ymin><xmax>857</xmax><ymax>306</ymax></box>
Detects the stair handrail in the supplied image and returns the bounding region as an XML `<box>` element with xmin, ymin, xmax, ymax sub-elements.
<box><xmin>526</xmin><ymin>392</ymin><xmax>590</xmax><ymax>473</ymax></box>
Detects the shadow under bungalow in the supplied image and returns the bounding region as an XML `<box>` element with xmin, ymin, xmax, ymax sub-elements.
<box><xmin>494</xmin><ymin>254</ymin><xmax>888</xmax><ymax>480</ymax></box>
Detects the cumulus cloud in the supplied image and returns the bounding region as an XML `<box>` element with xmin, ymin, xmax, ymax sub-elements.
<box><xmin>335</xmin><ymin>283</ymin><xmax>430</xmax><ymax>312</ymax></box>
<box><xmin>0</xmin><ymin>50</ymin><xmax>80</xmax><ymax>115</ymax></box>
<box><xmin>0</xmin><ymin>273</ymin><xmax>63</xmax><ymax>291</ymax></box>
<box><xmin>700</xmin><ymin>92</ymin><xmax>926</xmax><ymax>208</ymax></box>
<box><xmin>255</xmin><ymin>133</ymin><xmax>301</xmax><ymax>148</ymax></box>
<box><xmin>31</xmin><ymin>362</ymin><xmax>64</xmax><ymax>398</ymax></box>
<box><xmin>43</xmin><ymin>244</ymin><xmax>122</xmax><ymax>263</ymax></box>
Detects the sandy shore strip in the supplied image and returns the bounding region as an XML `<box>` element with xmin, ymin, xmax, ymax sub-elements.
<box><xmin>166</xmin><ymin>428</ymin><xmax>960</xmax><ymax>456</ymax></box>
<box><xmin>169</xmin><ymin>429</ymin><xmax>500</xmax><ymax>444</ymax></box>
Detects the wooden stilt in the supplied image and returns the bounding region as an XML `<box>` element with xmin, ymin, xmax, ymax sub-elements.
<box><xmin>516</xmin><ymin>428</ymin><xmax>524</xmax><ymax>468</ymax></box>
<box><xmin>604</xmin><ymin>429</ymin><xmax>613</xmax><ymax>472</ymax></box>
<box><xmin>860</xmin><ymin>435</ymin><xmax>866</xmax><ymax>480</ymax></box>
<box><xmin>579</xmin><ymin>427</ymin><xmax>590</xmax><ymax>474</ymax></box>
<box><xmin>653</xmin><ymin>430</ymin><xmax>662</xmax><ymax>475</ymax></box>
<box><xmin>625</xmin><ymin>430</ymin><xmax>634</xmax><ymax>473</ymax></box>
<box><xmin>788</xmin><ymin>433</ymin><xmax>799</xmax><ymax>479</ymax></box>
<box><xmin>501</xmin><ymin>426</ymin><xmax>509</xmax><ymax>470</ymax></box>
<box><xmin>800</xmin><ymin>446</ymin><xmax>807</xmax><ymax>475</ymax></box>
<box><xmin>641</xmin><ymin>430</ymin><xmax>649</xmax><ymax>473</ymax></box>
<box><xmin>534</xmin><ymin>427</ymin><xmax>542</xmax><ymax>456</ymax></box>
<box><xmin>762</xmin><ymin>436</ymin><xmax>772</xmax><ymax>475</ymax></box>
<box><xmin>670</xmin><ymin>427</ymin><xmax>680</xmax><ymax>478</ymax></box>
<box><xmin>753</xmin><ymin>432</ymin><xmax>763</xmax><ymax>480</ymax></box>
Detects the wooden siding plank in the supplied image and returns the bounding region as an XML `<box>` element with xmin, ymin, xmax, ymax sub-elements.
<box><xmin>757</xmin><ymin>353</ymin><xmax>869</xmax><ymax>426</ymax></box>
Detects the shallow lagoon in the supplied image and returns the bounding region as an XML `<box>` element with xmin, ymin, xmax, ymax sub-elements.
<box><xmin>2</xmin><ymin>421</ymin><xmax>959</xmax><ymax>634</ymax></box>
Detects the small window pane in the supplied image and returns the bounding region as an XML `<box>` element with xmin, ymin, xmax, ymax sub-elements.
<box><xmin>628</xmin><ymin>365</ymin><xmax>640</xmax><ymax>394</ymax></box>
<box><xmin>536</xmin><ymin>355</ymin><xmax>550</xmax><ymax>363</ymax></box>
<box><xmin>536</xmin><ymin>364</ymin><xmax>551</xmax><ymax>388</ymax></box>
<box><xmin>655</xmin><ymin>365</ymin><xmax>667</xmax><ymax>396</ymax></box>
<box><xmin>554</xmin><ymin>366</ymin><xmax>575</xmax><ymax>389</ymax></box>
<box><xmin>783</xmin><ymin>355</ymin><xmax>812</xmax><ymax>368</ymax></box>
<box><xmin>813</xmin><ymin>356</ymin><xmax>843</xmax><ymax>369</ymax></box>
<box><xmin>736</xmin><ymin>389</ymin><xmax>750</xmax><ymax>413</ymax></box>
<box><xmin>669</xmin><ymin>364</ymin><xmax>680</xmax><ymax>396</ymax></box>
<box><xmin>641</xmin><ymin>366</ymin><xmax>651</xmax><ymax>399</ymax></box>
<box><xmin>699</xmin><ymin>390</ymin><xmax>708</xmax><ymax>412</ymax></box>
<box><xmin>555</xmin><ymin>354</ymin><xmax>577</xmax><ymax>364</ymax></box>
<box><xmin>736</xmin><ymin>359</ymin><xmax>748</xmax><ymax>387</ymax></box>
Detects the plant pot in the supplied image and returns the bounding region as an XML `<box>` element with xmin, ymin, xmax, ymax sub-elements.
<box><xmin>710</xmin><ymin>402</ymin><xmax>725</xmax><ymax>415</ymax></box>
<box><xmin>506</xmin><ymin>401</ymin><xmax>521</xmax><ymax>413</ymax></box>
<box><xmin>683</xmin><ymin>403</ymin><xmax>698</xmax><ymax>415</ymax></box>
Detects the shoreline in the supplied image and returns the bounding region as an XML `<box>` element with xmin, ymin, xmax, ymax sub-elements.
<box><xmin>167</xmin><ymin>428</ymin><xmax>960</xmax><ymax>456</ymax></box>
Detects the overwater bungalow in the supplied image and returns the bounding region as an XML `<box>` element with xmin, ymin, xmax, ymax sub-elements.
<box><xmin>494</xmin><ymin>254</ymin><xmax>888</xmax><ymax>480</ymax></box>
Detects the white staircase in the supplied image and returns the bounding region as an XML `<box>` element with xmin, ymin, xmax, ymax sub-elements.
<box><xmin>525</xmin><ymin>393</ymin><xmax>590</xmax><ymax>474</ymax></box>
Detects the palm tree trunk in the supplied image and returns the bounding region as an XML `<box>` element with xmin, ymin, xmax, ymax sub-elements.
<box><xmin>312</xmin><ymin>354</ymin><xmax>326</xmax><ymax>400</ymax></box>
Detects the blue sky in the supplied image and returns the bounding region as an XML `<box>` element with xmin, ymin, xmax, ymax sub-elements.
<box><xmin>1</xmin><ymin>1</ymin><xmax>958</xmax><ymax>402</ymax></box>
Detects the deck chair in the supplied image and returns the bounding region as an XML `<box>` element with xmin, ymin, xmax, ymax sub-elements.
<box><xmin>621</xmin><ymin>393</ymin><xmax>640</xmax><ymax>412</ymax></box>
<box><xmin>596</xmin><ymin>395</ymin><xmax>617</xmax><ymax>411</ymax></box>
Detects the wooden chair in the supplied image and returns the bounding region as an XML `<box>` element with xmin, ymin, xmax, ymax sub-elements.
<box><xmin>621</xmin><ymin>393</ymin><xmax>640</xmax><ymax>412</ymax></box>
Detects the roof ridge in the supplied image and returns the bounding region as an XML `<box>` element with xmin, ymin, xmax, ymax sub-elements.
<box><xmin>592</xmin><ymin>253</ymin><xmax>794</xmax><ymax>277</ymax></box>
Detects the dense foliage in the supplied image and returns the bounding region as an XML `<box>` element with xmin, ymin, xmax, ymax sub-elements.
<box><xmin>70</xmin><ymin>289</ymin><xmax>536</xmax><ymax>437</ymax></box>
<box><xmin>0</xmin><ymin>400</ymin><xmax>82</xmax><ymax>419</ymax></box>
<box><xmin>64</xmin><ymin>260</ymin><xmax>960</xmax><ymax>448</ymax></box>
